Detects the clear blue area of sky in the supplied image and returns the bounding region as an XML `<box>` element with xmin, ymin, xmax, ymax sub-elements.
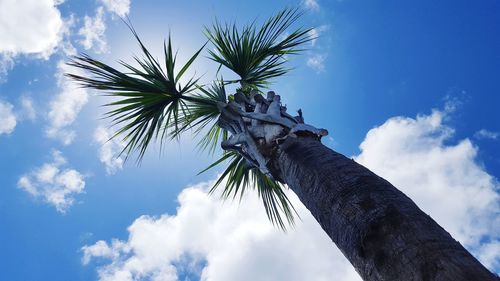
<box><xmin>0</xmin><ymin>0</ymin><xmax>499</xmax><ymax>280</ymax></box>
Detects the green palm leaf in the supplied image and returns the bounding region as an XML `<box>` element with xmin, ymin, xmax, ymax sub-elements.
<box><xmin>66</xmin><ymin>11</ymin><xmax>308</xmax><ymax>230</ymax></box>
<box><xmin>67</xmin><ymin>25</ymin><xmax>205</xmax><ymax>160</ymax></box>
<box><xmin>201</xmin><ymin>151</ymin><xmax>299</xmax><ymax>230</ymax></box>
<box><xmin>173</xmin><ymin>80</ymin><xmax>229</xmax><ymax>154</ymax></box>
<box><xmin>205</xmin><ymin>8</ymin><xmax>313</xmax><ymax>88</ymax></box>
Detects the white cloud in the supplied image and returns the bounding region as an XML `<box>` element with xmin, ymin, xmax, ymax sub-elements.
<box><xmin>18</xmin><ymin>150</ymin><xmax>85</xmax><ymax>213</ymax></box>
<box><xmin>94</xmin><ymin>126</ymin><xmax>125</xmax><ymax>175</ymax></box>
<box><xmin>0</xmin><ymin>54</ymin><xmax>14</xmax><ymax>83</ymax></box>
<box><xmin>82</xmin><ymin>240</ymin><xmax>129</xmax><ymax>265</ymax></box>
<box><xmin>0</xmin><ymin>100</ymin><xmax>17</xmax><ymax>135</ymax></box>
<box><xmin>59</xmin><ymin>14</ymin><xmax>79</xmax><ymax>57</ymax></box>
<box><xmin>355</xmin><ymin>109</ymin><xmax>500</xmax><ymax>266</ymax></box>
<box><xmin>99</xmin><ymin>0</ymin><xmax>131</xmax><ymax>17</ymax></box>
<box><xmin>307</xmin><ymin>54</ymin><xmax>327</xmax><ymax>73</ymax></box>
<box><xmin>0</xmin><ymin>96</ymin><xmax>37</xmax><ymax>135</ymax></box>
<box><xmin>0</xmin><ymin>0</ymin><xmax>64</xmax><ymax>58</ymax></box>
<box><xmin>82</xmin><ymin>181</ymin><xmax>361</xmax><ymax>281</ymax></box>
<box><xmin>82</xmin><ymin>107</ymin><xmax>500</xmax><ymax>280</ymax></box>
<box><xmin>307</xmin><ymin>26</ymin><xmax>330</xmax><ymax>73</ymax></box>
<box><xmin>19</xmin><ymin>96</ymin><xmax>37</xmax><ymax>121</ymax></box>
<box><xmin>303</xmin><ymin>0</ymin><xmax>320</xmax><ymax>11</ymax></box>
<box><xmin>477</xmin><ymin>241</ymin><xmax>500</xmax><ymax>270</ymax></box>
<box><xmin>46</xmin><ymin>61</ymin><xmax>89</xmax><ymax>145</ymax></box>
<box><xmin>308</xmin><ymin>25</ymin><xmax>329</xmax><ymax>47</ymax></box>
<box><xmin>474</xmin><ymin>129</ymin><xmax>499</xmax><ymax>140</ymax></box>
<box><xmin>79</xmin><ymin>7</ymin><xmax>108</xmax><ymax>53</ymax></box>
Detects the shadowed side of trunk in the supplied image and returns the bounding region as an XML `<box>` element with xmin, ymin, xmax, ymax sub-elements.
<box><xmin>273</xmin><ymin>137</ymin><xmax>498</xmax><ymax>281</ymax></box>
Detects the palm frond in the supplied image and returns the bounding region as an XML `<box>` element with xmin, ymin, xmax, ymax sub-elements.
<box><xmin>205</xmin><ymin>8</ymin><xmax>313</xmax><ymax>88</ymax></box>
<box><xmin>65</xmin><ymin>12</ymin><xmax>307</xmax><ymax>230</ymax></box>
<box><xmin>201</xmin><ymin>151</ymin><xmax>298</xmax><ymax>230</ymax></box>
<box><xmin>173</xmin><ymin>81</ymin><xmax>228</xmax><ymax>154</ymax></box>
<box><xmin>67</xmin><ymin>26</ymin><xmax>205</xmax><ymax>160</ymax></box>
<box><xmin>252</xmin><ymin>169</ymin><xmax>298</xmax><ymax>230</ymax></box>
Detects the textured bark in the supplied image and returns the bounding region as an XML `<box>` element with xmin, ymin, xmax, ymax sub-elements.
<box><xmin>272</xmin><ymin>136</ymin><xmax>498</xmax><ymax>281</ymax></box>
<box><xmin>217</xmin><ymin>91</ymin><xmax>497</xmax><ymax>280</ymax></box>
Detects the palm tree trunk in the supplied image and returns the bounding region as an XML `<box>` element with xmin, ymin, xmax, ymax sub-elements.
<box><xmin>272</xmin><ymin>136</ymin><xmax>498</xmax><ymax>281</ymax></box>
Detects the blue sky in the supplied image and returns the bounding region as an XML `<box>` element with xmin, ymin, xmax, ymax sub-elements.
<box><xmin>0</xmin><ymin>0</ymin><xmax>499</xmax><ymax>280</ymax></box>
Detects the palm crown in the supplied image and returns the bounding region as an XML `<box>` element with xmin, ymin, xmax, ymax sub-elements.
<box><xmin>67</xmin><ymin>8</ymin><xmax>313</xmax><ymax>229</ymax></box>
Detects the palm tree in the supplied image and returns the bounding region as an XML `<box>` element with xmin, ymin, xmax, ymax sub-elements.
<box><xmin>67</xmin><ymin>8</ymin><xmax>498</xmax><ymax>281</ymax></box>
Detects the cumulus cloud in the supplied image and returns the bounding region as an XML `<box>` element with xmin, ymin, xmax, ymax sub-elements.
<box><xmin>82</xmin><ymin>181</ymin><xmax>361</xmax><ymax>281</ymax></box>
<box><xmin>307</xmin><ymin>53</ymin><xmax>327</xmax><ymax>73</ymax></box>
<box><xmin>474</xmin><ymin>129</ymin><xmax>499</xmax><ymax>140</ymax></box>
<box><xmin>46</xmin><ymin>61</ymin><xmax>89</xmax><ymax>145</ymax></box>
<box><xmin>0</xmin><ymin>100</ymin><xmax>17</xmax><ymax>135</ymax></box>
<box><xmin>303</xmin><ymin>0</ymin><xmax>320</xmax><ymax>11</ymax></box>
<box><xmin>0</xmin><ymin>96</ymin><xmax>37</xmax><ymax>135</ymax></box>
<box><xmin>18</xmin><ymin>150</ymin><xmax>86</xmax><ymax>213</ymax></box>
<box><xmin>79</xmin><ymin>7</ymin><xmax>108</xmax><ymax>53</ymax></box>
<box><xmin>0</xmin><ymin>0</ymin><xmax>64</xmax><ymax>58</ymax></box>
<box><xmin>99</xmin><ymin>0</ymin><xmax>131</xmax><ymax>17</ymax></box>
<box><xmin>94</xmin><ymin>126</ymin><xmax>125</xmax><ymax>175</ymax></box>
<box><xmin>354</xmin><ymin>109</ymin><xmax>500</xmax><ymax>267</ymax></box>
<box><xmin>82</xmin><ymin>106</ymin><xmax>499</xmax><ymax>280</ymax></box>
